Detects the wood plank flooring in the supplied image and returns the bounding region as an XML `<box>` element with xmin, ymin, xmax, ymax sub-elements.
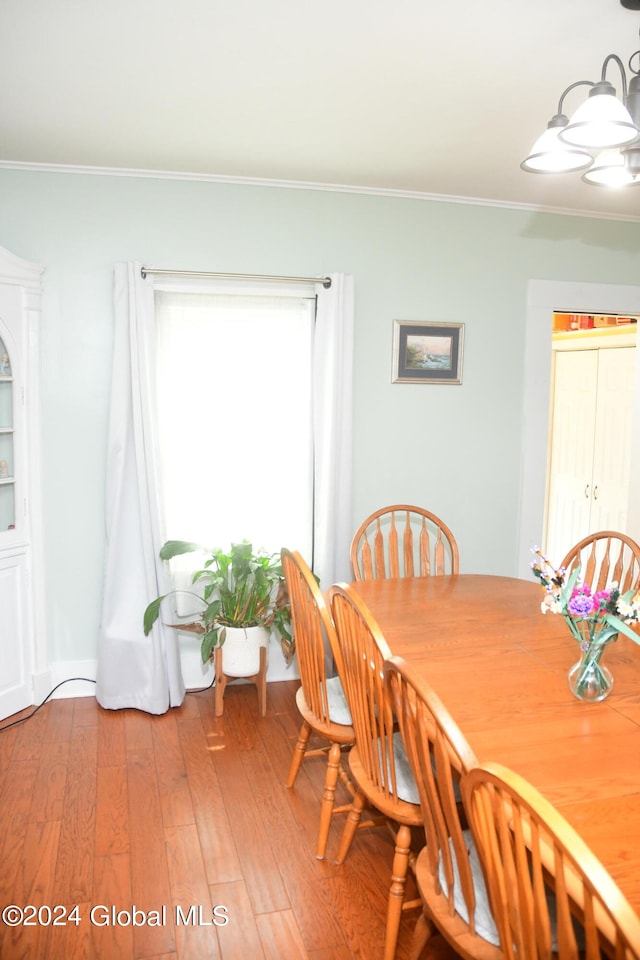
<box><xmin>0</xmin><ymin>679</ymin><xmax>458</xmax><ymax>960</ymax></box>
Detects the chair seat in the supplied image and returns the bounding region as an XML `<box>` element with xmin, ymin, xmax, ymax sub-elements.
<box><xmin>435</xmin><ymin>830</ymin><xmax>500</xmax><ymax>946</ymax></box>
<box><xmin>295</xmin><ymin>685</ymin><xmax>354</xmax><ymax>743</ymax></box>
<box><xmin>430</xmin><ymin>830</ymin><xmax>585</xmax><ymax>953</ymax></box>
<box><xmin>388</xmin><ymin>730</ymin><xmax>420</xmax><ymax>805</ymax></box>
<box><xmin>418</xmin><ymin>857</ymin><xmax>504</xmax><ymax>960</ymax></box>
<box><xmin>348</xmin><ymin>733</ymin><xmax>423</xmax><ymax>822</ymax></box>
<box><xmin>326</xmin><ymin>675</ymin><xmax>353</xmax><ymax>726</ymax></box>
<box><xmin>375</xmin><ymin>729</ymin><xmax>462</xmax><ymax>807</ymax></box>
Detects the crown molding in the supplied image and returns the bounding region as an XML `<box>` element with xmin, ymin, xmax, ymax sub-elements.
<box><xmin>0</xmin><ymin>159</ymin><xmax>639</xmax><ymax>223</ymax></box>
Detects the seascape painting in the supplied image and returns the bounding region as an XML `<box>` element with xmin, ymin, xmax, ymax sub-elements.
<box><xmin>405</xmin><ymin>335</ymin><xmax>452</xmax><ymax>370</ymax></box>
<box><xmin>392</xmin><ymin>320</ymin><xmax>464</xmax><ymax>384</ymax></box>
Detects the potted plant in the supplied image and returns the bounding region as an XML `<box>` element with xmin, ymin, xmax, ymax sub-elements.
<box><xmin>143</xmin><ymin>539</ymin><xmax>294</xmax><ymax>676</ymax></box>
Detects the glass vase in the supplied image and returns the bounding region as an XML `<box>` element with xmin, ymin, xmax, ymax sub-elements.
<box><xmin>567</xmin><ymin>644</ymin><xmax>614</xmax><ymax>702</ymax></box>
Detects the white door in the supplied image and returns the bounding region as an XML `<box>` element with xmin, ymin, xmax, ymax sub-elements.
<box><xmin>589</xmin><ymin>347</ymin><xmax>635</xmax><ymax>532</ymax></box>
<box><xmin>545</xmin><ymin>350</ymin><xmax>598</xmax><ymax>563</ymax></box>
<box><xmin>545</xmin><ymin>345</ymin><xmax>636</xmax><ymax>564</ymax></box>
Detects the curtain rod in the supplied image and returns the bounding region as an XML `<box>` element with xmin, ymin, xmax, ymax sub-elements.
<box><xmin>140</xmin><ymin>266</ymin><xmax>332</xmax><ymax>289</ymax></box>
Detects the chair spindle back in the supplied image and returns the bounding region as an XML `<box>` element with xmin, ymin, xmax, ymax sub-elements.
<box><xmin>351</xmin><ymin>504</ymin><xmax>459</xmax><ymax>581</ymax></box>
<box><xmin>385</xmin><ymin>656</ymin><xmax>489</xmax><ymax>940</ymax></box>
<box><xmin>329</xmin><ymin>583</ymin><xmax>399</xmax><ymax>800</ymax></box>
<box><xmin>463</xmin><ymin>761</ymin><xmax>640</xmax><ymax>960</ymax></box>
<box><xmin>560</xmin><ymin>530</ymin><xmax>640</xmax><ymax>594</ymax></box>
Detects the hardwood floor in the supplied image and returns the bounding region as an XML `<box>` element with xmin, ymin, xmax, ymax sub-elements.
<box><xmin>0</xmin><ymin>679</ymin><xmax>458</xmax><ymax>960</ymax></box>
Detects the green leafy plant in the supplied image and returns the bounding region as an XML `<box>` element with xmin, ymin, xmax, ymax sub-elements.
<box><xmin>143</xmin><ymin>540</ymin><xmax>293</xmax><ymax>664</ymax></box>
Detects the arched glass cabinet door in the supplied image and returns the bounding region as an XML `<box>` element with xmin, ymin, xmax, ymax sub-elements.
<box><xmin>0</xmin><ymin>335</ymin><xmax>13</xmax><ymax>532</ymax></box>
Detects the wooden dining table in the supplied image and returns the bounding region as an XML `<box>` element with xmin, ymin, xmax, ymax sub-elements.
<box><xmin>349</xmin><ymin>574</ymin><xmax>640</xmax><ymax>914</ymax></box>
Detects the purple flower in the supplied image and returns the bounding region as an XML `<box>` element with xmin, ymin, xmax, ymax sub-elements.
<box><xmin>568</xmin><ymin>592</ymin><xmax>594</xmax><ymax>617</ymax></box>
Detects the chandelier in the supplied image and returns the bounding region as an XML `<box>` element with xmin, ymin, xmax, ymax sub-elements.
<box><xmin>521</xmin><ymin>3</ymin><xmax>640</xmax><ymax>187</ymax></box>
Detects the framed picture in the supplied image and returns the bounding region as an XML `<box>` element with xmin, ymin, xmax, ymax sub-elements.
<box><xmin>392</xmin><ymin>320</ymin><xmax>464</xmax><ymax>384</ymax></box>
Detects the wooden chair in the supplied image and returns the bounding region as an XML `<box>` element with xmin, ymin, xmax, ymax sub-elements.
<box><xmin>351</xmin><ymin>504</ymin><xmax>459</xmax><ymax>581</ymax></box>
<box><xmin>463</xmin><ymin>761</ymin><xmax>640</xmax><ymax>960</ymax></box>
<box><xmin>560</xmin><ymin>530</ymin><xmax>640</xmax><ymax>593</ymax></box>
<box><xmin>328</xmin><ymin>583</ymin><xmax>424</xmax><ymax>960</ymax></box>
<box><xmin>384</xmin><ymin>655</ymin><xmax>503</xmax><ymax>960</ymax></box>
<box><xmin>281</xmin><ymin>548</ymin><xmax>355</xmax><ymax>860</ymax></box>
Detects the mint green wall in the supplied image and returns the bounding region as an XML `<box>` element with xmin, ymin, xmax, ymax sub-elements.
<box><xmin>0</xmin><ymin>168</ymin><xmax>638</xmax><ymax>663</ymax></box>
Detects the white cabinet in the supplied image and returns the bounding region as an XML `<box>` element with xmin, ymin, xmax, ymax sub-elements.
<box><xmin>0</xmin><ymin>346</ymin><xmax>15</xmax><ymax>530</ymax></box>
<box><xmin>0</xmin><ymin>553</ymin><xmax>31</xmax><ymax>719</ymax></box>
<box><xmin>0</xmin><ymin>247</ymin><xmax>44</xmax><ymax>721</ymax></box>
<box><xmin>545</xmin><ymin>344</ymin><xmax>636</xmax><ymax>564</ymax></box>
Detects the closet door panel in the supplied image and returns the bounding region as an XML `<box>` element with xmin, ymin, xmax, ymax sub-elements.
<box><xmin>545</xmin><ymin>350</ymin><xmax>598</xmax><ymax>563</ymax></box>
<box><xmin>589</xmin><ymin>347</ymin><xmax>636</xmax><ymax>533</ymax></box>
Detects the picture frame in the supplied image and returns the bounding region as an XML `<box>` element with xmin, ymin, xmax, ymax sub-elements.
<box><xmin>392</xmin><ymin>320</ymin><xmax>464</xmax><ymax>384</ymax></box>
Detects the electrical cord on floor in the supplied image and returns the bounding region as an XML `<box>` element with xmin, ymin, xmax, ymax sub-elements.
<box><xmin>0</xmin><ymin>672</ymin><xmax>216</xmax><ymax>732</ymax></box>
<box><xmin>186</xmin><ymin>675</ymin><xmax>216</xmax><ymax>694</ymax></box>
<box><xmin>0</xmin><ymin>677</ymin><xmax>97</xmax><ymax>732</ymax></box>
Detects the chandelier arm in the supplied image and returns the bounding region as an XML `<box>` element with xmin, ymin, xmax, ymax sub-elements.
<box><xmin>557</xmin><ymin>79</ymin><xmax>594</xmax><ymax>116</ymax></box>
<box><xmin>630</xmin><ymin>49</ymin><xmax>640</xmax><ymax>76</ymax></box>
<box><xmin>601</xmin><ymin>53</ymin><xmax>628</xmax><ymax>98</ymax></box>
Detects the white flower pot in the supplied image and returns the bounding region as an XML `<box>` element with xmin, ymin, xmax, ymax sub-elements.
<box><xmin>220</xmin><ymin>624</ymin><xmax>269</xmax><ymax>678</ymax></box>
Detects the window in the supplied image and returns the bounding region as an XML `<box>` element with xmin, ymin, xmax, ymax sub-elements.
<box><xmin>154</xmin><ymin>285</ymin><xmax>316</xmax><ymax>561</ymax></box>
<box><xmin>98</xmin><ymin>264</ymin><xmax>351</xmax><ymax>710</ymax></box>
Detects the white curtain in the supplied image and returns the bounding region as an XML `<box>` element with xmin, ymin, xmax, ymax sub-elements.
<box><xmin>313</xmin><ymin>273</ymin><xmax>354</xmax><ymax>588</ymax></box>
<box><xmin>96</xmin><ymin>262</ymin><xmax>185</xmax><ymax>713</ymax></box>
<box><xmin>95</xmin><ymin>266</ymin><xmax>353</xmax><ymax>713</ymax></box>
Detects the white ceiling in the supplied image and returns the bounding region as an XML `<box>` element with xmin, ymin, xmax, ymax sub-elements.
<box><xmin>2</xmin><ymin>0</ymin><xmax>640</xmax><ymax>220</ymax></box>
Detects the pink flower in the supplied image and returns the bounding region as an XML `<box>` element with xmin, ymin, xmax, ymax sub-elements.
<box><xmin>593</xmin><ymin>590</ymin><xmax>610</xmax><ymax>609</ymax></box>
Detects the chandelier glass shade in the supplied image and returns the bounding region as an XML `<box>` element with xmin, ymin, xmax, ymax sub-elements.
<box><xmin>560</xmin><ymin>81</ymin><xmax>638</xmax><ymax>148</ymax></box>
<box><xmin>582</xmin><ymin>148</ymin><xmax>640</xmax><ymax>186</ymax></box>
<box><xmin>522</xmin><ymin>38</ymin><xmax>640</xmax><ymax>188</ymax></box>
<box><xmin>520</xmin><ymin>117</ymin><xmax>594</xmax><ymax>173</ymax></box>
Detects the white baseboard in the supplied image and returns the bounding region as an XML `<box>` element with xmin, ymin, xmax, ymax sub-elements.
<box><xmin>32</xmin><ymin>668</ymin><xmax>53</xmax><ymax>704</ymax></box>
<box><xmin>179</xmin><ymin>631</ymin><xmax>215</xmax><ymax>689</ymax></box>
<box><xmin>264</xmin><ymin>633</ymin><xmax>300</xmax><ymax>682</ymax></box>
<box><xmin>179</xmin><ymin>630</ymin><xmax>300</xmax><ymax>686</ymax></box>
<box><xmin>48</xmin><ymin>661</ymin><xmax>97</xmax><ymax>700</ymax></box>
<box><xmin>31</xmin><ymin>634</ymin><xmax>299</xmax><ymax>705</ymax></box>
<box><xmin>24</xmin><ymin>662</ymin><xmax>96</xmax><ymax>703</ymax></box>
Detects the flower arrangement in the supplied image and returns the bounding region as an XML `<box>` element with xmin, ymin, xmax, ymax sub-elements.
<box><xmin>531</xmin><ymin>547</ymin><xmax>640</xmax><ymax>700</ymax></box>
